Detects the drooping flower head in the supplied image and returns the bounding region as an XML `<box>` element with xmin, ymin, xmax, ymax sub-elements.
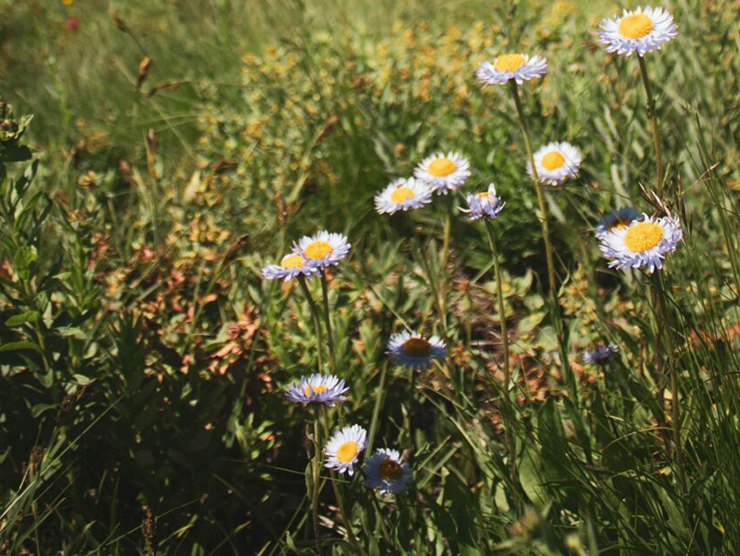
<box><xmin>324</xmin><ymin>425</ymin><xmax>367</xmax><ymax>475</ymax></box>
<box><xmin>285</xmin><ymin>374</ymin><xmax>349</xmax><ymax>407</ymax></box>
<box><xmin>599</xmin><ymin>213</ymin><xmax>682</xmax><ymax>273</ymax></box>
<box><xmin>414</xmin><ymin>152</ymin><xmax>471</xmax><ymax>195</ymax></box>
<box><xmin>583</xmin><ymin>344</ymin><xmax>619</xmax><ymax>365</ymax></box>
<box><xmin>598</xmin><ymin>6</ymin><xmax>678</xmax><ymax>57</ymax></box>
<box><xmin>295</xmin><ymin>231</ymin><xmax>351</xmax><ymax>270</ymax></box>
<box><xmin>262</xmin><ymin>250</ymin><xmax>320</xmax><ymax>281</ymax></box>
<box><xmin>374</xmin><ymin>177</ymin><xmax>434</xmax><ymax>215</ymax></box>
<box><xmin>527</xmin><ymin>142</ymin><xmax>582</xmax><ymax>186</ymax></box>
<box><xmin>363</xmin><ymin>448</ymin><xmax>412</xmax><ymax>494</ymax></box>
<box><xmin>595</xmin><ymin>207</ymin><xmax>642</xmax><ymax>240</ymax></box>
<box><xmin>386</xmin><ymin>330</ymin><xmax>447</xmax><ymax>370</ymax></box>
<box><xmin>461</xmin><ymin>184</ymin><xmax>505</xmax><ymax>221</ymax></box>
<box><xmin>476</xmin><ymin>53</ymin><xmax>547</xmax><ymax>86</ymax></box>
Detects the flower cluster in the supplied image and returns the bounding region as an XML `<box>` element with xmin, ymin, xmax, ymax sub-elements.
<box><xmin>262</xmin><ymin>230</ymin><xmax>351</xmax><ymax>281</ymax></box>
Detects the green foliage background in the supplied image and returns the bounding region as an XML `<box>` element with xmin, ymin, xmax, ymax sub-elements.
<box><xmin>2</xmin><ymin>0</ymin><xmax>740</xmax><ymax>553</ymax></box>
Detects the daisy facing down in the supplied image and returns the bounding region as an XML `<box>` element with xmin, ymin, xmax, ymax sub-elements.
<box><xmin>599</xmin><ymin>213</ymin><xmax>682</xmax><ymax>273</ymax></box>
<box><xmin>413</xmin><ymin>152</ymin><xmax>471</xmax><ymax>195</ymax></box>
<box><xmin>363</xmin><ymin>448</ymin><xmax>412</xmax><ymax>495</ymax></box>
<box><xmin>387</xmin><ymin>330</ymin><xmax>447</xmax><ymax>370</ymax></box>
<box><xmin>527</xmin><ymin>142</ymin><xmax>582</xmax><ymax>186</ymax></box>
<box><xmin>374</xmin><ymin>177</ymin><xmax>433</xmax><ymax>215</ymax></box>
<box><xmin>476</xmin><ymin>53</ymin><xmax>547</xmax><ymax>86</ymax></box>
<box><xmin>598</xmin><ymin>6</ymin><xmax>678</xmax><ymax>57</ymax></box>
<box><xmin>324</xmin><ymin>425</ymin><xmax>367</xmax><ymax>475</ymax></box>
<box><xmin>595</xmin><ymin>207</ymin><xmax>641</xmax><ymax>240</ymax></box>
<box><xmin>285</xmin><ymin>374</ymin><xmax>349</xmax><ymax>406</ymax></box>
<box><xmin>460</xmin><ymin>183</ymin><xmax>505</xmax><ymax>221</ymax></box>
<box><xmin>295</xmin><ymin>231</ymin><xmax>351</xmax><ymax>270</ymax></box>
<box><xmin>262</xmin><ymin>251</ymin><xmax>320</xmax><ymax>282</ymax></box>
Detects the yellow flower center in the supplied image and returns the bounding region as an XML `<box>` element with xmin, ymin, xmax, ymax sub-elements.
<box><xmin>541</xmin><ymin>151</ymin><xmax>565</xmax><ymax>170</ymax></box>
<box><xmin>494</xmin><ymin>53</ymin><xmax>525</xmax><ymax>72</ymax></box>
<box><xmin>390</xmin><ymin>186</ymin><xmax>416</xmax><ymax>203</ymax></box>
<box><xmin>336</xmin><ymin>440</ymin><xmax>359</xmax><ymax>463</ymax></box>
<box><xmin>304</xmin><ymin>384</ymin><xmax>328</xmax><ymax>397</ymax></box>
<box><xmin>378</xmin><ymin>458</ymin><xmax>404</xmax><ymax>481</ymax></box>
<box><xmin>618</xmin><ymin>13</ymin><xmax>654</xmax><ymax>39</ymax></box>
<box><xmin>428</xmin><ymin>157</ymin><xmax>456</xmax><ymax>177</ymax></box>
<box><xmin>624</xmin><ymin>221</ymin><xmax>663</xmax><ymax>252</ymax></box>
<box><xmin>281</xmin><ymin>254</ymin><xmax>305</xmax><ymax>269</ymax></box>
<box><xmin>401</xmin><ymin>337</ymin><xmax>432</xmax><ymax>357</ymax></box>
<box><xmin>475</xmin><ymin>192</ymin><xmax>490</xmax><ymax>199</ymax></box>
<box><xmin>608</xmin><ymin>216</ymin><xmax>632</xmax><ymax>232</ymax></box>
<box><xmin>304</xmin><ymin>240</ymin><xmax>333</xmax><ymax>260</ymax></box>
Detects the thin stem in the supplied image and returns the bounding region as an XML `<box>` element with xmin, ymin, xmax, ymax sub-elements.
<box><xmin>312</xmin><ymin>410</ymin><xmax>323</xmax><ymax>555</ymax></box>
<box><xmin>484</xmin><ymin>220</ymin><xmax>518</xmax><ymax>508</ymax></box>
<box><xmin>298</xmin><ymin>275</ymin><xmax>324</xmax><ymax>373</ymax></box>
<box><xmin>365</xmin><ymin>362</ymin><xmax>389</xmax><ymax>458</ymax></box>
<box><xmin>440</xmin><ymin>202</ymin><xmax>452</xmax><ymax>322</ymax></box>
<box><xmin>320</xmin><ymin>273</ymin><xmax>337</xmax><ymax>374</ymax></box>
<box><xmin>413</xmin><ymin>236</ymin><xmax>445</xmax><ymax>336</ymax></box>
<box><xmin>371</xmin><ymin>493</ymin><xmax>397</xmax><ymax>552</ymax></box>
<box><xmin>330</xmin><ymin>471</ymin><xmax>364</xmax><ymax>555</ymax></box>
<box><xmin>638</xmin><ymin>55</ymin><xmax>664</xmax><ymax>196</ymax></box>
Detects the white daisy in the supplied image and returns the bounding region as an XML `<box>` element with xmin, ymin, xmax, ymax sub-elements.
<box><xmin>324</xmin><ymin>425</ymin><xmax>367</xmax><ymax>476</ymax></box>
<box><xmin>285</xmin><ymin>374</ymin><xmax>349</xmax><ymax>407</ymax></box>
<box><xmin>598</xmin><ymin>6</ymin><xmax>678</xmax><ymax>57</ymax></box>
<box><xmin>261</xmin><ymin>251</ymin><xmax>320</xmax><ymax>281</ymax></box>
<box><xmin>595</xmin><ymin>207</ymin><xmax>642</xmax><ymax>240</ymax></box>
<box><xmin>583</xmin><ymin>344</ymin><xmax>619</xmax><ymax>365</ymax></box>
<box><xmin>460</xmin><ymin>183</ymin><xmax>505</xmax><ymax>221</ymax></box>
<box><xmin>413</xmin><ymin>152</ymin><xmax>471</xmax><ymax>194</ymax></box>
<box><xmin>295</xmin><ymin>231</ymin><xmax>351</xmax><ymax>270</ymax></box>
<box><xmin>386</xmin><ymin>330</ymin><xmax>447</xmax><ymax>370</ymax></box>
<box><xmin>363</xmin><ymin>448</ymin><xmax>412</xmax><ymax>495</ymax></box>
<box><xmin>527</xmin><ymin>142</ymin><xmax>582</xmax><ymax>186</ymax></box>
<box><xmin>476</xmin><ymin>53</ymin><xmax>548</xmax><ymax>86</ymax></box>
<box><xmin>374</xmin><ymin>177</ymin><xmax>433</xmax><ymax>215</ymax></box>
<box><xmin>599</xmin><ymin>213</ymin><xmax>682</xmax><ymax>273</ymax></box>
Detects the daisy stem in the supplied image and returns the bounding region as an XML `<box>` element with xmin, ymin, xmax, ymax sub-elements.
<box><xmin>638</xmin><ymin>55</ymin><xmax>664</xmax><ymax>197</ymax></box>
<box><xmin>365</xmin><ymin>361</ymin><xmax>388</xmax><ymax>458</ymax></box>
<box><xmin>441</xmin><ymin>202</ymin><xmax>452</xmax><ymax>323</ymax></box>
<box><xmin>298</xmin><ymin>275</ymin><xmax>325</xmax><ymax>373</ymax></box>
<box><xmin>484</xmin><ymin>220</ymin><xmax>518</xmax><ymax>504</ymax></box>
<box><xmin>330</xmin><ymin>470</ymin><xmax>364</xmax><ymax>555</ymax></box>
<box><xmin>312</xmin><ymin>408</ymin><xmax>323</xmax><ymax>555</ymax></box>
<box><xmin>320</xmin><ymin>272</ymin><xmax>337</xmax><ymax>374</ymax></box>
<box><xmin>371</xmin><ymin>493</ymin><xmax>396</xmax><ymax>552</ymax></box>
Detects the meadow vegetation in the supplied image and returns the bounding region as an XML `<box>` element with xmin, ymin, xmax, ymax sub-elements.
<box><xmin>2</xmin><ymin>0</ymin><xmax>740</xmax><ymax>553</ymax></box>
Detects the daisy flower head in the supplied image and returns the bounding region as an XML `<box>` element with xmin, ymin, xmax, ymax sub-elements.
<box><xmin>386</xmin><ymin>330</ymin><xmax>447</xmax><ymax>370</ymax></box>
<box><xmin>364</xmin><ymin>448</ymin><xmax>412</xmax><ymax>495</ymax></box>
<box><xmin>595</xmin><ymin>207</ymin><xmax>642</xmax><ymax>240</ymax></box>
<box><xmin>598</xmin><ymin>6</ymin><xmax>678</xmax><ymax>57</ymax></box>
<box><xmin>414</xmin><ymin>152</ymin><xmax>471</xmax><ymax>194</ymax></box>
<box><xmin>261</xmin><ymin>251</ymin><xmax>320</xmax><ymax>281</ymax></box>
<box><xmin>374</xmin><ymin>177</ymin><xmax>433</xmax><ymax>215</ymax></box>
<box><xmin>461</xmin><ymin>183</ymin><xmax>505</xmax><ymax>221</ymax></box>
<box><xmin>599</xmin><ymin>213</ymin><xmax>682</xmax><ymax>273</ymax></box>
<box><xmin>476</xmin><ymin>53</ymin><xmax>547</xmax><ymax>86</ymax></box>
<box><xmin>528</xmin><ymin>142</ymin><xmax>582</xmax><ymax>186</ymax></box>
<box><xmin>295</xmin><ymin>231</ymin><xmax>351</xmax><ymax>270</ymax></box>
<box><xmin>583</xmin><ymin>344</ymin><xmax>619</xmax><ymax>365</ymax></box>
<box><xmin>285</xmin><ymin>374</ymin><xmax>349</xmax><ymax>407</ymax></box>
<box><xmin>324</xmin><ymin>425</ymin><xmax>367</xmax><ymax>475</ymax></box>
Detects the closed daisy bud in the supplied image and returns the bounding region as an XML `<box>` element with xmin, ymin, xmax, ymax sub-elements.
<box><xmin>324</xmin><ymin>425</ymin><xmax>367</xmax><ymax>475</ymax></box>
<box><xmin>583</xmin><ymin>344</ymin><xmax>619</xmax><ymax>365</ymax></box>
<box><xmin>476</xmin><ymin>53</ymin><xmax>547</xmax><ymax>86</ymax></box>
<box><xmin>461</xmin><ymin>184</ymin><xmax>505</xmax><ymax>221</ymax></box>
<box><xmin>598</xmin><ymin>6</ymin><xmax>678</xmax><ymax>57</ymax></box>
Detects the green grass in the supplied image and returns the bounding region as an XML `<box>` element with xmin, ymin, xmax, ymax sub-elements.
<box><xmin>2</xmin><ymin>0</ymin><xmax>740</xmax><ymax>553</ymax></box>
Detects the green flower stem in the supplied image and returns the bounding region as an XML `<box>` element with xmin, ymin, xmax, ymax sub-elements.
<box><xmin>365</xmin><ymin>362</ymin><xmax>389</xmax><ymax>458</ymax></box>
<box><xmin>484</xmin><ymin>220</ymin><xmax>518</xmax><ymax>508</ymax></box>
<box><xmin>638</xmin><ymin>55</ymin><xmax>664</xmax><ymax>197</ymax></box>
<box><xmin>330</xmin><ymin>471</ymin><xmax>364</xmax><ymax>555</ymax></box>
<box><xmin>298</xmin><ymin>275</ymin><xmax>324</xmax><ymax>373</ymax></box>
<box><xmin>440</xmin><ymin>202</ymin><xmax>453</xmax><ymax>323</ymax></box>
<box><xmin>312</xmin><ymin>409</ymin><xmax>323</xmax><ymax>555</ymax></box>
<box><xmin>371</xmin><ymin>493</ymin><xmax>396</xmax><ymax>551</ymax></box>
<box><xmin>320</xmin><ymin>272</ymin><xmax>337</xmax><ymax>374</ymax></box>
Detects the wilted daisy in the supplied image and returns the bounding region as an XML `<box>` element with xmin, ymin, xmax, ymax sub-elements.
<box><xmin>262</xmin><ymin>251</ymin><xmax>319</xmax><ymax>281</ymax></box>
<box><xmin>461</xmin><ymin>184</ymin><xmax>505</xmax><ymax>221</ymax></box>
<box><xmin>595</xmin><ymin>207</ymin><xmax>641</xmax><ymax>240</ymax></box>
<box><xmin>600</xmin><ymin>213</ymin><xmax>682</xmax><ymax>273</ymax></box>
<box><xmin>374</xmin><ymin>177</ymin><xmax>433</xmax><ymax>215</ymax></box>
<box><xmin>414</xmin><ymin>152</ymin><xmax>471</xmax><ymax>194</ymax></box>
<box><xmin>295</xmin><ymin>231</ymin><xmax>351</xmax><ymax>270</ymax></box>
<box><xmin>324</xmin><ymin>425</ymin><xmax>367</xmax><ymax>475</ymax></box>
<box><xmin>527</xmin><ymin>142</ymin><xmax>582</xmax><ymax>186</ymax></box>
<box><xmin>476</xmin><ymin>53</ymin><xmax>547</xmax><ymax>86</ymax></box>
<box><xmin>598</xmin><ymin>6</ymin><xmax>678</xmax><ymax>57</ymax></box>
<box><xmin>387</xmin><ymin>330</ymin><xmax>447</xmax><ymax>370</ymax></box>
<box><xmin>583</xmin><ymin>344</ymin><xmax>619</xmax><ymax>365</ymax></box>
<box><xmin>363</xmin><ymin>448</ymin><xmax>412</xmax><ymax>495</ymax></box>
<box><xmin>285</xmin><ymin>374</ymin><xmax>349</xmax><ymax>407</ymax></box>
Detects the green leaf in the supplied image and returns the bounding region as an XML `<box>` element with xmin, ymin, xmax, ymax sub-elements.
<box><xmin>0</xmin><ymin>340</ymin><xmax>42</xmax><ymax>354</ymax></box>
<box><xmin>0</xmin><ymin>144</ymin><xmax>33</xmax><ymax>163</ymax></box>
<box><xmin>5</xmin><ymin>310</ymin><xmax>40</xmax><ymax>327</ymax></box>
